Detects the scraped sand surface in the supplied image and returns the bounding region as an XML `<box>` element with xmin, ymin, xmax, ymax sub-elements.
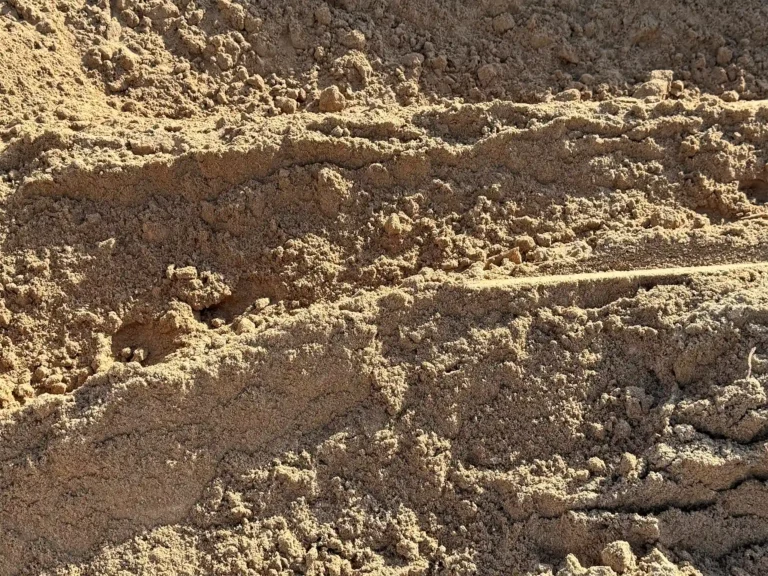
<box><xmin>4</xmin><ymin>1</ymin><xmax>768</xmax><ymax>574</ymax></box>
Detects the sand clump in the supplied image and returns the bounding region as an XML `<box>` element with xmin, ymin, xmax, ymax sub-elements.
<box><xmin>3</xmin><ymin>0</ymin><xmax>768</xmax><ymax>575</ymax></box>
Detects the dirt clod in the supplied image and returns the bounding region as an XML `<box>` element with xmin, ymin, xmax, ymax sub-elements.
<box><xmin>318</xmin><ymin>85</ymin><xmax>347</xmax><ymax>112</ymax></box>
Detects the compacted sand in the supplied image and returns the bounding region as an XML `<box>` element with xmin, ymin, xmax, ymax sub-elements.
<box><xmin>4</xmin><ymin>1</ymin><xmax>768</xmax><ymax>574</ymax></box>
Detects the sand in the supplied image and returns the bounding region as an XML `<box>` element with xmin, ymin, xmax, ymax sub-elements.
<box><xmin>3</xmin><ymin>0</ymin><xmax>768</xmax><ymax>574</ymax></box>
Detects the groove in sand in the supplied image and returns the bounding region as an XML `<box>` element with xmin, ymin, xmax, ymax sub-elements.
<box><xmin>468</xmin><ymin>262</ymin><xmax>768</xmax><ymax>288</ymax></box>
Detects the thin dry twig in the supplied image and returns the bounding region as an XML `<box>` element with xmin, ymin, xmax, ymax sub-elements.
<box><xmin>747</xmin><ymin>346</ymin><xmax>757</xmax><ymax>379</ymax></box>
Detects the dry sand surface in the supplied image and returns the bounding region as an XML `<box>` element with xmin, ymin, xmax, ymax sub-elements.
<box><xmin>5</xmin><ymin>0</ymin><xmax>768</xmax><ymax>574</ymax></box>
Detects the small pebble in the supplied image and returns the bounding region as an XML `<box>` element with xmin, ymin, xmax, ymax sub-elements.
<box><xmin>492</xmin><ymin>12</ymin><xmax>515</xmax><ymax>34</ymax></box>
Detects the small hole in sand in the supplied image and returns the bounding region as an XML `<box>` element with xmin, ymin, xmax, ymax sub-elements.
<box><xmin>111</xmin><ymin>322</ymin><xmax>179</xmax><ymax>365</ymax></box>
<box><xmin>200</xmin><ymin>278</ymin><xmax>277</xmax><ymax>326</ymax></box>
<box><xmin>740</xmin><ymin>179</ymin><xmax>768</xmax><ymax>205</ymax></box>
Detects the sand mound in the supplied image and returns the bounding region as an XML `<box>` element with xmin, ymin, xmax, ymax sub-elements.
<box><xmin>3</xmin><ymin>0</ymin><xmax>768</xmax><ymax>574</ymax></box>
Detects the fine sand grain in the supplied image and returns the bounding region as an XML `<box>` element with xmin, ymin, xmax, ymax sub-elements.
<box><xmin>3</xmin><ymin>1</ymin><xmax>768</xmax><ymax>574</ymax></box>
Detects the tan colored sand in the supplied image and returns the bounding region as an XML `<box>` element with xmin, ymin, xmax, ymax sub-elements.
<box><xmin>3</xmin><ymin>0</ymin><xmax>768</xmax><ymax>575</ymax></box>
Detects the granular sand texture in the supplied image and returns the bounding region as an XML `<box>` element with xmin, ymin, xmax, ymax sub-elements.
<box><xmin>4</xmin><ymin>1</ymin><xmax>768</xmax><ymax>575</ymax></box>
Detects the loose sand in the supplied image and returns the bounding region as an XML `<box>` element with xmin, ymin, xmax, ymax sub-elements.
<box><xmin>3</xmin><ymin>1</ymin><xmax>768</xmax><ymax>574</ymax></box>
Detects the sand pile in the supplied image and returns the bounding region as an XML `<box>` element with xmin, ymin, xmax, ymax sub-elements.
<box><xmin>3</xmin><ymin>0</ymin><xmax>768</xmax><ymax>574</ymax></box>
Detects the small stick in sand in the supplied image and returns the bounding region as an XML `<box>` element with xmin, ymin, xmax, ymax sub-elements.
<box><xmin>747</xmin><ymin>346</ymin><xmax>757</xmax><ymax>379</ymax></box>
